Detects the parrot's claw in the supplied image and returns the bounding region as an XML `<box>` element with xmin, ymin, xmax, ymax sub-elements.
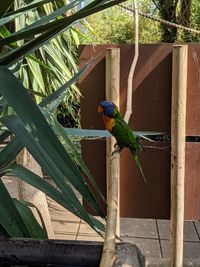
<box><xmin>112</xmin><ymin>143</ymin><xmax>121</xmax><ymax>155</ymax></box>
<box><xmin>114</xmin><ymin>143</ymin><xmax>121</xmax><ymax>150</ymax></box>
<box><xmin>114</xmin><ymin>142</ymin><xmax>118</xmax><ymax>148</ymax></box>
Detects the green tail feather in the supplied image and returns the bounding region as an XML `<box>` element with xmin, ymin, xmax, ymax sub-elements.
<box><xmin>129</xmin><ymin>147</ymin><xmax>147</xmax><ymax>184</ymax></box>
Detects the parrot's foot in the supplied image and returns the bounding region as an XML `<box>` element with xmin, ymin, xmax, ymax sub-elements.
<box><xmin>114</xmin><ymin>142</ymin><xmax>121</xmax><ymax>149</ymax></box>
<box><xmin>112</xmin><ymin>143</ymin><xmax>121</xmax><ymax>155</ymax></box>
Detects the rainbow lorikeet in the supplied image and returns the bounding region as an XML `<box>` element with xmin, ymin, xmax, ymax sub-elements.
<box><xmin>98</xmin><ymin>100</ymin><xmax>146</xmax><ymax>184</ymax></box>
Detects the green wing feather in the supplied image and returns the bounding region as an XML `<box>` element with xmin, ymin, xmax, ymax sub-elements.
<box><xmin>111</xmin><ymin>113</ymin><xmax>141</xmax><ymax>150</ymax></box>
<box><xmin>110</xmin><ymin>110</ymin><xmax>146</xmax><ymax>183</ymax></box>
<box><xmin>129</xmin><ymin>146</ymin><xmax>147</xmax><ymax>184</ymax></box>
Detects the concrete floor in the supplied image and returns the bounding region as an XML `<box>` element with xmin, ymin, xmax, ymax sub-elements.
<box><xmin>2</xmin><ymin>175</ymin><xmax>200</xmax><ymax>262</ymax></box>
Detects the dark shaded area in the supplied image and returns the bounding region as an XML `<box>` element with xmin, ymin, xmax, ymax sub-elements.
<box><xmin>0</xmin><ymin>239</ymin><xmax>102</xmax><ymax>267</ymax></box>
<box><xmin>57</xmin><ymin>102</ymin><xmax>80</xmax><ymax>128</ymax></box>
<box><xmin>0</xmin><ymin>239</ymin><xmax>145</xmax><ymax>267</ymax></box>
<box><xmin>158</xmin><ymin>0</ymin><xmax>178</xmax><ymax>42</ymax></box>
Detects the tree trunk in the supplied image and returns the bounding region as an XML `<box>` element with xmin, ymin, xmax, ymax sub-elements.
<box><xmin>179</xmin><ymin>0</ymin><xmax>192</xmax><ymax>42</ymax></box>
<box><xmin>158</xmin><ymin>0</ymin><xmax>178</xmax><ymax>42</ymax></box>
<box><xmin>17</xmin><ymin>149</ymin><xmax>54</xmax><ymax>239</ymax></box>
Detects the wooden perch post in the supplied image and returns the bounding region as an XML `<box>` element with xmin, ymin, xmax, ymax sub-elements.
<box><xmin>106</xmin><ymin>48</ymin><xmax>121</xmax><ymax>236</ymax></box>
<box><xmin>170</xmin><ymin>45</ymin><xmax>188</xmax><ymax>267</ymax></box>
<box><xmin>100</xmin><ymin>48</ymin><xmax>120</xmax><ymax>267</ymax></box>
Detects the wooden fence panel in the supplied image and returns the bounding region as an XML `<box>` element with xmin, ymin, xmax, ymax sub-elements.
<box><xmin>80</xmin><ymin>44</ymin><xmax>200</xmax><ymax>219</ymax></box>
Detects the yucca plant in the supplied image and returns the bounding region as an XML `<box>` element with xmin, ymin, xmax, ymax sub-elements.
<box><xmin>0</xmin><ymin>0</ymin><xmax>130</xmax><ymax>238</ymax></box>
<box><xmin>14</xmin><ymin>0</ymin><xmax>81</xmax><ymax>128</ymax></box>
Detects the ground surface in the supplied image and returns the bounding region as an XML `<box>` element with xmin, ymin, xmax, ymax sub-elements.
<box><xmin>2</xmin><ymin>175</ymin><xmax>200</xmax><ymax>262</ymax></box>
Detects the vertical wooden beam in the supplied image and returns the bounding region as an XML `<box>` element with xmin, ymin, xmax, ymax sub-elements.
<box><xmin>106</xmin><ymin>48</ymin><xmax>120</xmax><ymax>236</ymax></box>
<box><xmin>100</xmin><ymin>48</ymin><xmax>120</xmax><ymax>267</ymax></box>
<box><xmin>170</xmin><ymin>45</ymin><xmax>188</xmax><ymax>267</ymax></box>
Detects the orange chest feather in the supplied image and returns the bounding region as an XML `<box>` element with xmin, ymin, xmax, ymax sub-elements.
<box><xmin>103</xmin><ymin>115</ymin><xmax>115</xmax><ymax>131</ymax></box>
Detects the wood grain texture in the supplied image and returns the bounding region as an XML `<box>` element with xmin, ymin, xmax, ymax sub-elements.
<box><xmin>100</xmin><ymin>48</ymin><xmax>120</xmax><ymax>267</ymax></box>
<box><xmin>170</xmin><ymin>45</ymin><xmax>188</xmax><ymax>267</ymax></box>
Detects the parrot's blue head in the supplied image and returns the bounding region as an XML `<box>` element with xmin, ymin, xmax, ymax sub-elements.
<box><xmin>98</xmin><ymin>101</ymin><xmax>117</xmax><ymax>117</ymax></box>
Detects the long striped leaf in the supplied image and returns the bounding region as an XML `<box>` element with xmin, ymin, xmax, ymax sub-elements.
<box><xmin>26</xmin><ymin>57</ymin><xmax>45</xmax><ymax>99</ymax></box>
<box><xmin>0</xmin><ymin>25</ymin><xmax>11</xmax><ymax>38</ymax></box>
<box><xmin>0</xmin><ymin>0</ymin><xmax>126</xmax><ymax>66</ymax></box>
<box><xmin>1</xmin><ymin>116</ymin><xmax>101</xmax><ymax>230</ymax></box>
<box><xmin>64</xmin><ymin>128</ymin><xmax>164</xmax><ymax>138</ymax></box>
<box><xmin>0</xmin><ymin>10</ymin><xmax>30</xmax><ymax>27</ymax></box>
<box><xmin>0</xmin><ymin>67</ymin><xmax>104</xmax><ymax>218</ymax></box>
<box><xmin>40</xmin><ymin>61</ymin><xmax>91</xmax><ymax>109</ymax></box>
<box><xmin>0</xmin><ymin>130</ymin><xmax>11</xmax><ymax>143</ymax></box>
<box><xmin>20</xmin><ymin>200</ymin><xmax>48</xmax><ymax>235</ymax></box>
<box><xmin>0</xmin><ymin>178</ymin><xmax>29</xmax><ymax>237</ymax></box>
<box><xmin>43</xmin><ymin>110</ymin><xmax>107</xmax><ymax>207</ymax></box>
<box><xmin>3</xmin><ymin>163</ymin><xmax>105</xmax><ymax>235</ymax></box>
<box><xmin>4</xmin><ymin>163</ymin><xmax>90</xmax><ymax>218</ymax></box>
<box><xmin>0</xmin><ymin>137</ymin><xmax>23</xmax><ymax>168</ymax></box>
<box><xmin>0</xmin><ymin>0</ymin><xmax>15</xmax><ymax>18</ymax></box>
<box><xmin>5</xmin><ymin>0</ymin><xmax>55</xmax><ymax>17</ymax></box>
<box><xmin>1</xmin><ymin>115</ymin><xmax>105</xmax><ymax>228</ymax></box>
<box><xmin>0</xmin><ymin>97</ymin><xmax>8</xmax><ymax>107</ymax></box>
<box><xmin>12</xmin><ymin>198</ymin><xmax>48</xmax><ymax>239</ymax></box>
<box><xmin>0</xmin><ymin>0</ymin><xmax>89</xmax><ymax>46</ymax></box>
<box><xmin>14</xmin><ymin>0</ymin><xmax>85</xmax><ymax>34</ymax></box>
<box><xmin>65</xmin><ymin>128</ymin><xmax>111</xmax><ymax>137</ymax></box>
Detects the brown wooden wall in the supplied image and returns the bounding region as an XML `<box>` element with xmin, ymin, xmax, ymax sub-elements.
<box><xmin>79</xmin><ymin>44</ymin><xmax>200</xmax><ymax>220</ymax></box>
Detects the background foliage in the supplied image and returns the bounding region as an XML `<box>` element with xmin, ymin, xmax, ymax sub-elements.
<box><xmin>81</xmin><ymin>0</ymin><xmax>200</xmax><ymax>44</ymax></box>
<box><xmin>81</xmin><ymin>0</ymin><xmax>161</xmax><ymax>44</ymax></box>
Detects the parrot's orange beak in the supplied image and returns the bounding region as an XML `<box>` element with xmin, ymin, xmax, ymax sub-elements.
<box><xmin>98</xmin><ymin>105</ymin><xmax>103</xmax><ymax>113</ymax></box>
